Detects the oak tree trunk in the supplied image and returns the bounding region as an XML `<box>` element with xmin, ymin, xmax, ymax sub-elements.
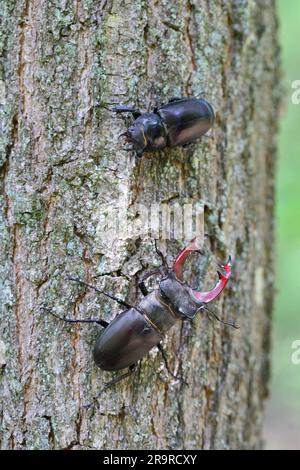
<box><xmin>0</xmin><ymin>0</ymin><xmax>280</xmax><ymax>449</ymax></box>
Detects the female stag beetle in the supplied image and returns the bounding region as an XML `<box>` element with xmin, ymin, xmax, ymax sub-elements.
<box><xmin>46</xmin><ymin>239</ymin><xmax>237</xmax><ymax>407</ymax></box>
<box><xmin>114</xmin><ymin>97</ymin><xmax>214</xmax><ymax>155</ymax></box>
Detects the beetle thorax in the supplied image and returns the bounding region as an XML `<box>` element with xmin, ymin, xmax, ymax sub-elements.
<box><xmin>137</xmin><ymin>290</ymin><xmax>178</xmax><ymax>335</ymax></box>
<box><xmin>159</xmin><ymin>271</ymin><xmax>203</xmax><ymax>319</ymax></box>
<box><xmin>135</xmin><ymin>113</ymin><xmax>167</xmax><ymax>151</ymax></box>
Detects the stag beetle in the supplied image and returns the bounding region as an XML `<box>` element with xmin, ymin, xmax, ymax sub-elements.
<box><xmin>45</xmin><ymin>239</ymin><xmax>237</xmax><ymax>407</ymax></box>
<box><xmin>114</xmin><ymin>97</ymin><xmax>214</xmax><ymax>155</ymax></box>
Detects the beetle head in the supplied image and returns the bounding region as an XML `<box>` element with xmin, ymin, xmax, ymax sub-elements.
<box><xmin>120</xmin><ymin>124</ymin><xmax>147</xmax><ymax>153</ymax></box>
<box><xmin>159</xmin><ymin>271</ymin><xmax>202</xmax><ymax>319</ymax></box>
<box><xmin>159</xmin><ymin>239</ymin><xmax>232</xmax><ymax>319</ymax></box>
<box><xmin>158</xmin><ymin>239</ymin><xmax>236</xmax><ymax>326</ymax></box>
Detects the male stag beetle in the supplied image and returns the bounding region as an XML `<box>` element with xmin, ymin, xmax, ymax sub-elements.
<box><xmin>114</xmin><ymin>97</ymin><xmax>214</xmax><ymax>155</ymax></box>
<box><xmin>46</xmin><ymin>239</ymin><xmax>237</xmax><ymax>407</ymax></box>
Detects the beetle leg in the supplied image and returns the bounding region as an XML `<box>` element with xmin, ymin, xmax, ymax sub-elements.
<box><xmin>138</xmin><ymin>268</ymin><xmax>161</xmax><ymax>296</ymax></box>
<box><xmin>151</xmin><ymin>95</ymin><xmax>162</xmax><ymax>112</ymax></box>
<box><xmin>104</xmin><ymin>363</ymin><xmax>137</xmax><ymax>388</ymax></box>
<box><xmin>157</xmin><ymin>343</ymin><xmax>188</xmax><ymax>386</ymax></box>
<box><xmin>154</xmin><ymin>239</ymin><xmax>168</xmax><ymax>269</ymax></box>
<box><xmin>168</xmin><ymin>96</ymin><xmax>182</xmax><ymax>103</ymax></box>
<box><xmin>67</xmin><ymin>277</ymin><xmax>132</xmax><ymax>309</ymax></box>
<box><xmin>41</xmin><ymin>305</ymin><xmax>109</xmax><ymax>328</ymax></box>
<box><xmin>113</xmin><ymin>105</ymin><xmax>141</xmax><ymax>119</ymax></box>
<box><xmin>139</xmin><ymin>282</ymin><xmax>148</xmax><ymax>297</ymax></box>
<box><xmin>152</xmin><ymin>96</ymin><xmax>182</xmax><ymax>111</ymax></box>
<box><xmin>84</xmin><ymin>363</ymin><xmax>138</xmax><ymax>409</ymax></box>
<box><xmin>157</xmin><ymin>343</ymin><xmax>176</xmax><ymax>378</ymax></box>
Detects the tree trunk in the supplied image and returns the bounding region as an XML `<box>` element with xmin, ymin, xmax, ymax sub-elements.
<box><xmin>0</xmin><ymin>0</ymin><xmax>280</xmax><ymax>450</ymax></box>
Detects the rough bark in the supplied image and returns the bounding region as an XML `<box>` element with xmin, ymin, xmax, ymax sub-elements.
<box><xmin>0</xmin><ymin>0</ymin><xmax>280</xmax><ymax>450</ymax></box>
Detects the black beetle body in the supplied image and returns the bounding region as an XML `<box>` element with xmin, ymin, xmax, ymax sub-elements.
<box><xmin>93</xmin><ymin>269</ymin><xmax>208</xmax><ymax>372</ymax></box>
<box><xmin>114</xmin><ymin>97</ymin><xmax>214</xmax><ymax>155</ymax></box>
<box><xmin>48</xmin><ymin>239</ymin><xmax>235</xmax><ymax>405</ymax></box>
<box><xmin>93</xmin><ymin>307</ymin><xmax>163</xmax><ymax>371</ymax></box>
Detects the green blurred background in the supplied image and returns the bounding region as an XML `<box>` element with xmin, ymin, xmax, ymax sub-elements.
<box><xmin>264</xmin><ymin>0</ymin><xmax>300</xmax><ymax>449</ymax></box>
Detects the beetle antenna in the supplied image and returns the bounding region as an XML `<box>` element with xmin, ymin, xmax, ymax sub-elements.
<box><xmin>67</xmin><ymin>277</ymin><xmax>132</xmax><ymax>309</ymax></box>
<box><xmin>201</xmin><ymin>305</ymin><xmax>239</xmax><ymax>330</ymax></box>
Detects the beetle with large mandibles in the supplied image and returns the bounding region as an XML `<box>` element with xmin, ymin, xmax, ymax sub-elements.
<box><xmin>114</xmin><ymin>97</ymin><xmax>214</xmax><ymax>156</ymax></box>
<box><xmin>45</xmin><ymin>239</ymin><xmax>237</xmax><ymax>407</ymax></box>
